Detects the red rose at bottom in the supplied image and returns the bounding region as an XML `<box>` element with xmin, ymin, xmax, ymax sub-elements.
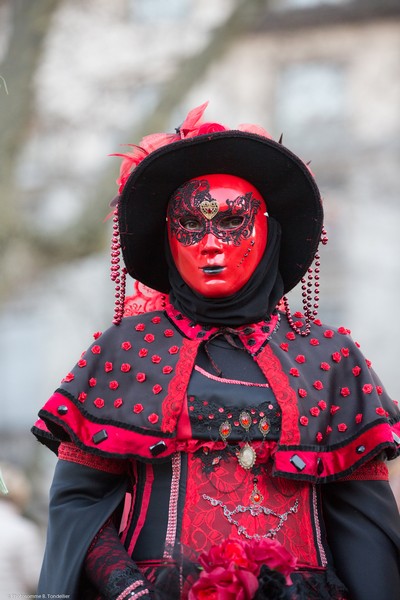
<box><xmin>189</xmin><ymin>537</ymin><xmax>296</xmax><ymax>599</ymax></box>
<box><xmin>247</xmin><ymin>537</ymin><xmax>297</xmax><ymax>585</ymax></box>
<box><xmin>200</xmin><ymin>539</ymin><xmax>256</xmax><ymax>574</ymax></box>
<box><xmin>189</xmin><ymin>565</ymin><xmax>258</xmax><ymax>600</ymax></box>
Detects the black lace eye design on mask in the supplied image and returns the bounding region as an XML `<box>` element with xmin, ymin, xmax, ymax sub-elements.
<box><xmin>168</xmin><ymin>179</ymin><xmax>210</xmax><ymax>245</ymax></box>
<box><xmin>168</xmin><ymin>180</ymin><xmax>261</xmax><ymax>246</ymax></box>
<box><xmin>211</xmin><ymin>194</ymin><xmax>260</xmax><ymax>245</ymax></box>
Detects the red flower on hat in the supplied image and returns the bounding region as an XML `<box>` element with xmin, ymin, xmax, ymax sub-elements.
<box><xmin>112</xmin><ymin>102</ymin><xmax>281</xmax><ymax>219</ymax></box>
<box><xmin>135</xmin><ymin>323</ymin><xmax>145</xmax><ymax>331</ymax></box>
<box><xmin>151</xmin><ymin>355</ymin><xmax>161</xmax><ymax>364</ymax></box>
<box><xmin>332</xmin><ymin>352</ymin><xmax>342</xmax><ymax>363</ymax></box>
<box><xmin>338</xmin><ymin>423</ymin><xmax>348</xmax><ymax>432</ymax></box>
<box><xmin>300</xmin><ymin>416</ymin><xmax>309</xmax><ymax>426</ymax></box>
<box><xmin>162</xmin><ymin>365</ymin><xmax>173</xmax><ymax>374</ymax></box>
<box><xmin>310</xmin><ymin>338</ymin><xmax>319</xmax><ymax>346</ymax></box>
<box><xmin>78</xmin><ymin>359</ymin><xmax>87</xmax><ymax>368</ymax></box>
<box><xmin>355</xmin><ymin>413</ymin><xmax>363</xmax><ymax>423</ymax></box>
<box><xmin>286</xmin><ymin>332</ymin><xmax>296</xmax><ymax>341</ymax></box>
<box><xmin>352</xmin><ymin>366</ymin><xmax>361</xmax><ymax>376</ymax></box>
<box><xmin>148</xmin><ymin>413</ymin><xmax>159</xmax><ymax>424</ymax></box>
<box><xmin>289</xmin><ymin>368</ymin><xmax>300</xmax><ymax>377</ymax></box>
<box><xmin>340</xmin><ymin>387</ymin><xmax>350</xmax><ymax>397</ymax></box>
<box><xmin>144</xmin><ymin>333</ymin><xmax>155</xmax><ymax>343</ymax></box>
<box><xmin>138</xmin><ymin>348</ymin><xmax>148</xmax><ymax>357</ymax></box>
<box><xmin>151</xmin><ymin>316</ymin><xmax>161</xmax><ymax>324</ymax></box>
<box><xmin>94</xmin><ymin>398</ymin><xmax>104</xmax><ymax>408</ymax></box>
<box><xmin>169</xmin><ymin>345</ymin><xmax>179</xmax><ymax>355</ymax></box>
<box><xmin>109</xmin><ymin>380</ymin><xmax>119</xmax><ymax>390</ymax></box>
<box><xmin>196</xmin><ymin>122</ymin><xmax>227</xmax><ymax>136</ymax></box>
<box><xmin>320</xmin><ymin>362</ymin><xmax>330</xmax><ymax>371</ymax></box>
<box><xmin>280</xmin><ymin>343</ymin><xmax>289</xmax><ymax>352</ymax></box>
<box><xmin>298</xmin><ymin>389</ymin><xmax>307</xmax><ymax>398</ymax></box>
<box><xmin>310</xmin><ymin>407</ymin><xmax>320</xmax><ymax>417</ymax></box>
<box><xmin>313</xmin><ymin>380</ymin><xmax>324</xmax><ymax>390</ymax></box>
<box><xmin>114</xmin><ymin>398</ymin><xmax>123</xmax><ymax>408</ymax></box>
<box><xmin>78</xmin><ymin>392</ymin><xmax>87</xmax><ymax>402</ymax></box>
<box><xmin>121</xmin><ymin>363</ymin><xmax>131</xmax><ymax>372</ymax></box>
<box><xmin>318</xmin><ymin>400</ymin><xmax>327</xmax><ymax>410</ymax></box>
<box><xmin>105</xmin><ymin>361</ymin><xmax>113</xmax><ymax>372</ymax></box>
<box><xmin>121</xmin><ymin>341</ymin><xmax>132</xmax><ymax>351</ymax></box>
<box><xmin>136</xmin><ymin>373</ymin><xmax>146</xmax><ymax>382</ymax></box>
<box><xmin>295</xmin><ymin>355</ymin><xmax>306</xmax><ymax>364</ymax></box>
<box><xmin>89</xmin><ymin>377</ymin><xmax>97</xmax><ymax>387</ymax></box>
<box><xmin>133</xmin><ymin>403</ymin><xmax>143</xmax><ymax>413</ymax></box>
<box><xmin>153</xmin><ymin>384</ymin><xmax>163</xmax><ymax>395</ymax></box>
<box><xmin>91</xmin><ymin>345</ymin><xmax>101</xmax><ymax>354</ymax></box>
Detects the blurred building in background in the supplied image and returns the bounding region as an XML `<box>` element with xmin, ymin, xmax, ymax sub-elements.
<box><xmin>0</xmin><ymin>0</ymin><xmax>399</xmax><ymax>517</ymax></box>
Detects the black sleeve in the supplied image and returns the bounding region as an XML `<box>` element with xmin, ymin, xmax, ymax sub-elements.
<box><xmin>322</xmin><ymin>479</ymin><xmax>400</xmax><ymax>600</ymax></box>
<box><xmin>38</xmin><ymin>459</ymin><xmax>128</xmax><ymax>599</ymax></box>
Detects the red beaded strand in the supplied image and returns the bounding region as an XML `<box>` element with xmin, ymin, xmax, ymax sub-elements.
<box><xmin>110</xmin><ymin>207</ymin><xmax>127</xmax><ymax>325</ymax></box>
<box><xmin>283</xmin><ymin>226</ymin><xmax>328</xmax><ymax>336</ymax></box>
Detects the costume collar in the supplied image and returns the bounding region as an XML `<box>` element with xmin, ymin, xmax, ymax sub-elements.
<box><xmin>165</xmin><ymin>303</ymin><xmax>280</xmax><ymax>354</ymax></box>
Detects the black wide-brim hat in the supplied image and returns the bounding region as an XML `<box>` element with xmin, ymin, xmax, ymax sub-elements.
<box><xmin>118</xmin><ymin>130</ymin><xmax>323</xmax><ymax>294</ymax></box>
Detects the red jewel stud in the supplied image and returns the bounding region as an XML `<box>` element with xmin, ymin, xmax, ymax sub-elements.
<box><xmin>239</xmin><ymin>411</ymin><xmax>252</xmax><ymax>430</ymax></box>
<box><xmin>219</xmin><ymin>421</ymin><xmax>231</xmax><ymax>441</ymax></box>
<box><xmin>259</xmin><ymin>417</ymin><xmax>270</xmax><ymax>437</ymax></box>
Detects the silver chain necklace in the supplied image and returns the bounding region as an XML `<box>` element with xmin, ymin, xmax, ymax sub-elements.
<box><xmin>202</xmin><ymin>494</ymin><xmax>299</xmax><ymax>540</ymax></box>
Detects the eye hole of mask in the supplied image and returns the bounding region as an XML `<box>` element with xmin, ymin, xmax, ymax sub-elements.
<box><xmin>179</xmin><ymin>214</ymin><xmax>244</xmax><ymax>232</ymax></box>
<box><xmin>179</xmin><ymin>216</ymin><xmax>203</xmax><ymax>231</ymax></box>
<box><xmin>218</xmin><ymin>215</ymin><xmax>244</xmax><ymax>230</ymax></box>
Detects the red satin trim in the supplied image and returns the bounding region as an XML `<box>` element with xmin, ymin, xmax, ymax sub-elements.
<box><xmin>274</xmin><ymin>422</ymin><xmax>397</xmax><ymax>482</ymax></box>
<box><xmin>40</xmin><ymin>392</ymin><xmax>177</xmax><ymax>460</ymax></box>
<box><xmin>125</xmin><ymin>463</ymin><xmax>154</xmax><ymax>556</ymax></box>
<box><xmin>255</xmin><ymin>345</ymin><xmax>301</xmax><ymax>445</ymax></box>
<box><xmin>161</xmin><ymin>338</ymin><xmax>201</xmax><ymax>433</ymax></box>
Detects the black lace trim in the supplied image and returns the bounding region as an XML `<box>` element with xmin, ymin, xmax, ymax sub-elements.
<box><xmin>107</xmin><ymin>566</ymin><xmax>149</xmax><ymax>599</ymax></box>
<box><xmin>285</xmin><ymin>568</ymin><xmax>349</xmax><ymax>600</ymax></box>
<box><xmin>189</xmin><ymin>396</ymin><xmax>281</xmax><ymax>442</ymax></box>
<box><xmin>84</xmin><ymin>517</ymin><xmax>152</xmax><ymax>600</ymax></box>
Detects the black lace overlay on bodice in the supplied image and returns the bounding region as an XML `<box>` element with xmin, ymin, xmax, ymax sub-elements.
<box><xmin>188</xmin><ymin>383</ymin><xmax>281</xmax><ymax>442</ymax></box>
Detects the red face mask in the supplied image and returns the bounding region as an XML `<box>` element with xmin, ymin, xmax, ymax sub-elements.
<box><xmin>167</xmin><ymin>174</ymin><xmax>268</xmax><ymax>297</ymax></box>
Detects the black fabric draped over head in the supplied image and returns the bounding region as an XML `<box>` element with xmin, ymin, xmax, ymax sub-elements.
<box><xmin>166</xmin><ymin>217</ymin><xmax>284</xmax><ymax>327</ymax></box>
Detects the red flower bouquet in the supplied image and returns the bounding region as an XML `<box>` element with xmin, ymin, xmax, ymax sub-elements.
<box><xmin>188</xmin><ymin>538</ymin><xmax>296</xmax><ymax>600</ymax></box>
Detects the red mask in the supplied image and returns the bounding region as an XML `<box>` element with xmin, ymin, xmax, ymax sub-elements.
<box><xmin>167</xmin><ymin>174</ymin><xmax>268</xmax><ymax>297</ymax></box>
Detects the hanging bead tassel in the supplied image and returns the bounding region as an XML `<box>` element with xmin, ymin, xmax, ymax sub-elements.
<box><xmin>110</xmin><ymin>207</ymin><xmax>127</xmax><ymax>325</ymax></box>
<box><xmin>283</xmin><ymin>226</ymin><xmax>328</xmax><ymax>336</ymax></box>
